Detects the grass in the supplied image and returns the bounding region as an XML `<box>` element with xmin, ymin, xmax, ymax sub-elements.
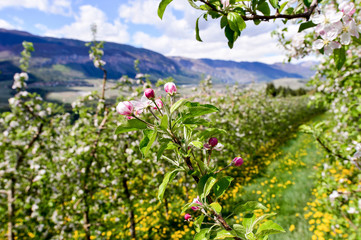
<box><xmin>232</xmin><ymin>115</ymin><xmax>327</xmax><ymax>240</ymax></box>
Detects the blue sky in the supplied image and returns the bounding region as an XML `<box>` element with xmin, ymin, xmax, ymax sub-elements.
<box><xmin>0</xmin><ymin>0</ymin><xmax>309</xmax><ymax>63</ymax></box>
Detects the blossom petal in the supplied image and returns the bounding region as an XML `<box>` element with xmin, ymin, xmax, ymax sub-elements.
<box><xmin>313</xmin><ymin>39</ymin><xmax>324</xmax><ymax>50</ymax></box>
<box><xmin>340</xmin><ymin>32</ymin><xmax>351</xmax><ymax>45</ymax></box>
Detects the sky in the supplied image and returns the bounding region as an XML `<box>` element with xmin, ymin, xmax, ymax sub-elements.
<box><xmin>0</xmin><ymin>0</ymin><xmax>313</xmax><ymax>64</ymax></box>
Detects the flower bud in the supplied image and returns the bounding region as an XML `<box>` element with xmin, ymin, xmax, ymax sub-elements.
<box><xmin>144</xmin><ymin>88</ymin><xmax>155</xmax><ymax>99</ymax></box>
<box><xmin>116</xmin><ymin>101</ymin><xmax>134</xmax><ymax>116</ymax></box>
<box><xmin>191</xmin><ymin>196</ymin><xmax>202</xmax><ymax>211</ymax></box>
<box><xmin>208</xmin><ymin>137</ymin><xmax>218</xmax><ymax>147</ymax></box>
<box><xmin>232</xmin><ymin>157</ymin><xmax>244</xmax><ymax>167</ymax></box>
<box><xmin>164</xmin><ymin>82</ymin><xmax>177</xmax><ymax>95</ymax></box>
<box><xmin>184</xmin><ymin>213</ymin><xmax>192</xmax><ymax>221</ymax></box>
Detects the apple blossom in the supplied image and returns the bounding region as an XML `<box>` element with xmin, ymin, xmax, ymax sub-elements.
<box><xmin>208</xmin><ymin>137</ymin><xmax>218</xmax><ymax>147</ymax></box>
<box><xmin>116</xmin><ymin>101</ymin><xmax>134</xmax><ymax>116</ymax></box>
<box><xmin>184</xmin><ymin>213</ymin><xmax>192</xmax><ymax>221</ymax></box>
<box><xmin>312</xmin><ymin>28</ymin><xmax>341</xmax><ymax>56</ymax></box>
<box><xmin>232</xmin><ymin>157</ymin><xmax>244</xmax><ymax>166</ymax></box>
<box><xmin>144</xmin><ymin>88</ymin><xmax>155</xmax><ymax>99</ymax></box>
<box><xmin>164</xmin><ymin>82</ymin><xmax>177</xmax><ymax>95</ymax></box>
<box><xmin>191</xmin><ymin>196</ymin><xmax>202</xmax><ymax>211</ymax></box>
<box><xmin>339</xmin><ymin>1</ymin><xmax>355</xmax><ymax>16</ymax></box>
<box><xmin>154</xmin><ymin>99</ymin><xmax>163</xmax><ymax>109</ymax></box>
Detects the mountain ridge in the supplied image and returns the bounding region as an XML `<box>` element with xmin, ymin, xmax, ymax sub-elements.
<box><xmin>0</xmin><ymin>28</ymin><xmax>315</xmax><ymax>85</ymax></box>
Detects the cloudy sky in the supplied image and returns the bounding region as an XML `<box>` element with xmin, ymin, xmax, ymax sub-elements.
<box><xmin>0</xmin><ymin>0</ymin><xmax>310</xmax><ymax>63</ymax></box>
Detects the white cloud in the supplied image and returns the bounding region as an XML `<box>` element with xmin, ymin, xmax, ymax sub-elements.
<box><xmin>120</xmin><ymin>0</ymin><xmax>287</xmax><ymax>63</ymax></box>
<box><xmin>42</xmin><ymin>5</ymin><xmax>129</xmax><ymax>43</ymax></box>
<box><xmin>0</xmin><ymin>0</ymin><xmax>72</xmax><ymax>16</ymax></box>
<box><xmin>0</xmin><ymin>19</ymin><xmax>16</xmax><ymax>29</ymax></box>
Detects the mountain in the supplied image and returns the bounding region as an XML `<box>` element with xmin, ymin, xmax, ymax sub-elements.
<box><xmin>0</xmin><ymin>28</ymin><xmax>315</xmax><ymax>85</ymax></box>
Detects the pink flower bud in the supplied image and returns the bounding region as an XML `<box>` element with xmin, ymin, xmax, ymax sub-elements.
<box><xmin>116</xmin><ymin>101</ymin><xmax>134</xmax><ymax>116</ymax></box>
<box><xmin>208</xmin><ymin>137</ymin><xmax>218</xmax><ymax>147</ymax></box>
<box><xmin>232</xmin><ymin>157</ymin><xmax>244</xmax><ymax>167</ymax></box>
<box><xmin>191</xmin><ymin>196</ymin><xmax>202</xmax><ymax>211</ymax></box>
<box><xmin>184</xmin><ymin>213</ymin><xmax>192</xmax><ymax>221</ymax></box>
<box><xmin>154</xmin><ymin>99</ymin><xmax>163</xmax><ymax>109</ymax></box>
<box><xmin>164</xmin><ymin>82</ymin><xmax>177</xmax><ymax>95</ymax></box>
<box><xmin>191</xmin><ymin>206</ymin><xmax>199</xmax><ymax>211</ymax></box>
<box><xmin>144</xmin><ymin>88</ymin><xmax>155</xmax><ymax>99</ymax></box>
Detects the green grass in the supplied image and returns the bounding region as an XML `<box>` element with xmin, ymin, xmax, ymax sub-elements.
<box><xmin>233</xmin><ymin>116</ymin><xmax>327</xmax><ymax>240</ymax></box>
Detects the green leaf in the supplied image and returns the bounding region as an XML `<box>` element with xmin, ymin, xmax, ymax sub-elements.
<box><xmin>279</xmin><ymin>1</ymin><xmax>288</xmax><ymax>12</ymax></box>
<box><xmin>214</xmin><ymin>230</ymin><xmax>234</xmax><ymax>239</ymax></box>
<box><xmin>334</xmin><ymin>47</ymin><xmax>346</xmax><ymax>70</ymax></box>
<box><xmin>188</xmin><ymin>0</ymin><xmax>202</xmax><ymax>9</ymax></box>
<box><xmin>258</xmin><ymin>2</ymin><xmax>270</xmax><ymax>16</ymax></box>
<box><xmin>158</xmin><ymin>0</ymin><xmax>173</xmax><ymax>19</ymax></box>
<box><xmin>160</xmin><ymin>114</ymin><xmax>168</xmax><ymax>130</ymax></box>
<box><xmin>202</xmin><ymin>176</ymin><xmax>217</xmax><ymax>199</ymax></box>
<box><xmin>234</xmin><ymin>201</ymin><xmax>267</xmax><ymax>215</ymax></box>
<box><xmin>157</xmin><ymin>139</ymin><xmax>171</xmax><ymax>160</ymax></box>
<box><xmin>158</xmin><ymin>169</ymin><xmax>179</xmax><ymax>201</ymax></box>
<box><xmin>255</xmin><ymin>220</ymin><xmax>285</xmax><ymax>238</ymax></box>
<box><xmin>170</xmin><ymin>99</ymin><xmax>188</xmax><ymax>114</ymax></box>
<box><xmin>284</xmin><ymin>7</ymin><xmax>294</xmax><ymax>14</ymax></box>
<box><xmin>180</xmin><ymin>103</ymin><xmax>219</xmax><ymax>122</ymax></box>
<box><xmin>183</xmin><ymin>118</ymin><xmax>210</xmax><ymax>126</ymax></box>
<box><xmin>227</xmin><ymin>12</ymin><xmax>246</xmax><ymax>32</ymax></box>
<box><xmin>194</xmin><ymin>228</ymin><xmax>210</xmax><ymax>240</ymax></box>
<box><xmin>214</xmin><ymin>176</ymin><xmax>233</xmax><ymax>198</ymax></box>
<box><xmin>195</xmin><ymin>215</ymin><xmax>205</xmax><ymax>233</ymax></box>
<box><xmin>253</xmin><ymin>19</ymin><xmax>261</xmax><ymax>25</ymax></box>
<box><xmin>303</xmin><ymin>0</ymin><xmax>311</xmax><ymax>7</ymax></box>
<box><xmin>190</xmin><ymin>141</ymin><xmax>204</xmax><ymax>149</ymax></box>
<box><xmin>243</xmin><ymin>213</ymin><xmax>277</xmax><ymax>232</ymax></box>
<box><xmin>298</xmin><ymin>21</ymin><xmax>317</xmax><ymax>32</ymax></box>
<box><xmin>225</xmin><ymin>25</ymin><xmax>235</xmax><ymax>49</ymax></box>
<box><xmin>245</xmin><ymin>232</ymin><xmax>256</xmax><ymax>240</ymax></box>
<box><xmin>197</xmin><ymin>174</ymin><xmax>213</xmax><ymax>197</ymax></box>
<box><xmin>210</xmin><ymin>202</ymin><xmax>222</xmax><ymax>214</ymax></box>
<box><xmin>196</xmin><ymin>16</ymin><xmax>203</xmax><ymax>42</ymax></box>
<box><xmin>242</xmin><ymin>213</ymin><xmax>256</xmax><ymax>231</ymax></box>
<box><xmin>220</xmin><ymin>15</ymin><xmax>228</xmax><ymax>29</ymax></box>
<box><xmin>232</xmin><ymin>224</ymin><xmax>246</xmax><ymax>238</ymax></box>
<box><xmin>115</xmin><ymin>119</ymin><xmax>148</xmax><ymax>134</ymax></box>
<box><xmin>269</xmin><ymin>0</ymin><xmax>279</xmax><ymax>9</ymax></box>
<box><xmin>139</xmin><ymin>128</ymin><xmax>157</xmax><ymax>157</ymax></box>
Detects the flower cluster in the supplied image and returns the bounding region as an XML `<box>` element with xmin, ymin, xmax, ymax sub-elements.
<box><xmin>116</xmin><ymin>83</ymin><xmax>175</xmax><ymax>118</ymax></box>
<box><xmin>12</xmin><ymin>72</ymin><xmax>29</xmax><ymax>89</ymax></box>
<box><xmin>312</xmin><ymin>1</ymin><xmax>360</xmax><ymax>55</ymax></box>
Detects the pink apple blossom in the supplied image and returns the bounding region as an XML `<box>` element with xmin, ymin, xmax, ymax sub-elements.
<box><xmin>339</xmin><ymin>16</ymin><xmax>359</xmax><ymax>45</ymax></box>
<box><xmin>116</xmin><ymin>101</ymin><xmax>134</xmax><ymax>116</ymax></box>
<box><xmin>339</xmin><ymin>1</ymin><xmax>356</xmax><ymax>16</ymax></box>
<box><xmin>154</xmin><ymin>98</ymin><xmax>163</xmax><ymax>109</ymax></box>
<box><xmin>313</xmin><ymin>26</ymin><xmax>341</xmax><ymax>56</ymax></box>
<box><xmin>208</xmin><ymin>137</ymin><xmax>218</xmax><ymax>147</ymax></box>
<box><xmin>232</xmin><ymin>157</ymin><xmax>244</xmax><ymax>167</ymax></box>
<box><xmin>164</xmin><ymin>82</ymin><xmax>177</xmax><ymax>95</ymax></box>
<box><xmin>144</xmin><ymin>88</ymin><xmax>155</xmax><ymax>99</ymax></box>
<box><xmin>184</xmin><ymin>213</ymin><xmax>192</xmax><ymax>221</ymax></box>
<box><xmin>191</xmin><ymin>196</ymin><xmax>202</xmax><ymax>211</ymax></box>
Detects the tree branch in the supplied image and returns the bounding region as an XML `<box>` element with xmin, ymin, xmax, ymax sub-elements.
<box><xmin>199</xmin><ymin>0</ymin><xmax>318</xmax><ymax>21</ymax></box>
